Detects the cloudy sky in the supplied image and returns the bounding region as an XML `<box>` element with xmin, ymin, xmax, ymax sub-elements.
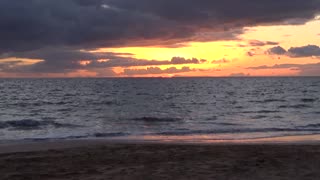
<box><xmin>0</xmin><ymin>0</ymin><xmax>320</xmax><ymax>77</ymax></box>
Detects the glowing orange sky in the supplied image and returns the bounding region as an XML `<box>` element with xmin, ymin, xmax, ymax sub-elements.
<box><xmin>88</xmin><ymin>19</ymin><xmax>319</xmax><ymax>77</ymax></box>
<box><xmin>1</xmin><ymin>19</ymin><xmax>319</xmax><ymax>77</ymax></box>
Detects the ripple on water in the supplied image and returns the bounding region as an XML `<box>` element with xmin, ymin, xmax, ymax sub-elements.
<box><xmin>278</xmin><ymin>104</ymin><xmax>312</xmax><ymax>109</ymax></box>
<box><xmin>298</xmin><ymin>124</ymin><xmax>320</xmax><ymax>128</ymax></box>
<box><xmin>300</xmin><ymin>98</ymin><xmax>318</xmax><ymax>103</ymax></box>
<box><xmin>0</xmin><ymin>119</ymin><xmax>80</xmax><ymax>130</ymax></box>
<box><xmin>251</xmin><ymin>115</ymin><xmax>268</xmax><ymax>119</ymax></box>
<box><xmin>130</xmin><ymin>117</ymin><xmax>183</xmax><ymax>122</ymax></box>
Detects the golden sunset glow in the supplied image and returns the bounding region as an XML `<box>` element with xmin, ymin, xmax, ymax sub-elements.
<box><xmin>86</xmin><ymin>19</ymin><xmax>319</xmax><ymax>77</ymax></box>
<box><xmin>0</xmin><ymin>1</ymin><xmax>319</xmax><ymax>77</ymax></box>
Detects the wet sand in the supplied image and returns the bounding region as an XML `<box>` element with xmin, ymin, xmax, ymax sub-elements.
<box><xmin>1</xmin><ymin>141</ymin><xmax>320</xmax><ymax>180</ymax></box>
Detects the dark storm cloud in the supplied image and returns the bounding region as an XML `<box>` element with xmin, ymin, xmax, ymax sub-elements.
<box><xmin>247</xmin><ymin>63</ymin><xmax>320</xmax><ymax>76</ymax></box>
<box><xmin>247</xmin><ymin>64</ymin><xmax>301</xmax><ymax>70</ymax></box>
<box><xmin>122</xmin><ymin>66</ymin><xmax>194</xmax><ymax>75</ymax></box>
<box><xmin>0</xmin><ymin>48</ymin><xmax>127</xmax><ymax>73</ymax></box>
<box><xmin>0</xmin><ymin>48</ymin><xmax>205</xmax><ymax>73</ymax></box>
<box><xmin>0</xmin><ymin>0</ymin><xmax>319</xmax><ymax>54</ymax></box>
<box><xmin>267</xmin><ymin>45</ymin><xmax>320</xmax><ymax>57</ymax></box>
<box><xmin>1</xmin><ymin>48</ymin><xmax>125</xmax><ymax>62</ymax></box>
<box><xmin>108</xmin><ymin>0</ymin><xmax>319</xmax><ymax>24</ymax></box>
<box><xmin>288</xmin><ymin>45</ymin><xmax>320</xmax><ymax>57</ymax></box>
<box><xmin>267</xmin><ymin>46</ymin><xmax>287</xmax><ymax>55</ymax></box>
<box><xmin>0</xmin><ymin>0</ymin><xmax>172</xmax><ymax>52</ymax></box>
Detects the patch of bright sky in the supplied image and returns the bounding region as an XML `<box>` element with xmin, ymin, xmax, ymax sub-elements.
<box><xmin>0</xmin><ymin>58</ymin><xmax>43</xmax><ymax>65</ymax></box>
<box><xmin>100</xmin><ymin>41</ymin><xmax>245</xmax><ymax>63</ymax></box>
<box><xmin>102</xmin><ymin>19</ymin><xmax>319</xmax><ymax>70</ymax></box>
<box><xmin>243</xmin><ymin>19</ymin><xmax>320</xmax><ymax>48</ymax></box>
<box><xmin>100</xmin><ymin>18</ymin><xmax>320</xmax><ymax>76</ymax></box>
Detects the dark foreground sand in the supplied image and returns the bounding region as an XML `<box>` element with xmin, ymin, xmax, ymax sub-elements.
<box><xmin>1</xmin><ymin>143</ymin><xmax>320</xmax><ymax>180</ymax></box>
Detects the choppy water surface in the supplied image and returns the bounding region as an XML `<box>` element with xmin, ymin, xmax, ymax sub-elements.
<box><xmin>0</xmin><ymin>77</ymin><xmax>320</xmax><ymax>142</ymax></box>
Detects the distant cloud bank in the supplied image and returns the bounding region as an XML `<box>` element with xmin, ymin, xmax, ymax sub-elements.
<box><xmin>267</xmin><ymin>45</ymin><xmax>320</xmax><ymax>58</ymax></box>
<box><xmin>0</xmin><ymin>0</ymin><xmax>319</xmax><ymax>76</ymax></box>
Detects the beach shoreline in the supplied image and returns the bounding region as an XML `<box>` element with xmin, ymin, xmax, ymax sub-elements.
<box><xmin>1</xmin><ymin>142</ymin><xmax>320</xmax><ymax>179</ymax></box>
<box><xmin>1</xmin><ymin>134</ymin><xmax>320</xmax><ymax>154</ymax></box>
<box><xmin>0</xmin><ymin>134</ymin><xmax>319</xmax><ymax>180</ymax></box>
<box><xmin>1</xmin><ymin>134</ymin><xmax>320</xmax><ymax>179</ymax></box>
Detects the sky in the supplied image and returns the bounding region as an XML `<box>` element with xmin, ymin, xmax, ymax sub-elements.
<box><xmin>0</xmin><ymin>0</ymin><xmax>320</xmax><ymax>77</ymax></box>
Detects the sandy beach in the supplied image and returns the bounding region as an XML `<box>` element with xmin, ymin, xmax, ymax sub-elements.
<box><xmin>1</xmin><ymin>139</ymin><xmax>320</xmax><ymax>180</ymax></box>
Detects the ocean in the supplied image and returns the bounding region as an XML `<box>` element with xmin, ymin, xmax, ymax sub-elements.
<box><xmin>0</xmin><ymin>77</ymin><xmax>319</xmax><ymax>143</ymax></box>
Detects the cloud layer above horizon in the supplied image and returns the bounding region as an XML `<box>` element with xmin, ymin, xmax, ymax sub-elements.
<box><xmin>1</xmin><ymin>0</ymin><xmax>319</xmax><ymax>52</ymax></box>
<box><xmin>0</xmin><ymin>0</ymin><xmax>320</xmax><ymax>76</ymax></box>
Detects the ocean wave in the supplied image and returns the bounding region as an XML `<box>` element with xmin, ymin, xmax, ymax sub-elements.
<box><xmin>57</xmin><ymin>108</ymin><xmax>73</xmax><ymax>112</ymax></box>
<box><xmin>8</xmin><ymin>101</ymin><xmax>73</xmax><ymax>107</ymax></box>
<box><xmin>90</xmin><ymin>100</ymin><xmax>115</xmax><ymax>106</ymax></box>
<box><xmin>23</xmin><ymin>135</ymin><xmax>88</xmax><ymax>141</ymax></box>
<box><xmin>0</xmin><ymin>119</ymin><xmax>80</xmax><ymax>130</ymax></box>
<box><xmin>55</xmin><ymin>101</ymin><xmax>71</xmax><ymax>105</ymax></box>
<box><xmin>154</xmin><ymin>128</ymin><xmax>320</xmax><ymax>136</ymax></box>
<box><xmin>250</xmin><ymin>115</ymin><xmax>268</xmax><ymax>119</ymax></box>
<box><xmin>212</xmin><ymin>122</ymin><xmax>240</xmax><ymax>126</ymax></box>
<box><xmin>273</xmin><ymin>116</ymin><xmax>284</xmax><ymax>119</ymax></box>
<box><xmin>130</xmin><ymin>117</ymin><xmax>183</xmax><ymax>122</ymax></box>
<box><xmin>94</xmin><ymin>132</ymin><xmax>130</xmax><ymax>137</ymax></box>
<box><xmin>298</xmin><ymin>124</ymin><xmax>320</xmax><ymax>128</ymax></box>
<box><xmin>241</xmin><ymin>110</ymin><xmax>280</xmax><ymax>114</ymax></box>
<box><xmin>249</xmin><ymin>99</ymin><xmax>286</xmax><ymax>103</ymax></box>
<box><xmin>301</xmin><ymin>98</ymin><xmax>318</xmax><ymax>103</ymax></box>
<box><xmin>278</xmin><ymin>104</ymin><xmax>312</xmax><ymax>109</ymax></box>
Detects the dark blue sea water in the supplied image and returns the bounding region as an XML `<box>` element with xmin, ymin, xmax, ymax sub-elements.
<box><xmin>0</xmin><ymin>77</ymin><xmax>320</xmax><ymax>142</ymax></box>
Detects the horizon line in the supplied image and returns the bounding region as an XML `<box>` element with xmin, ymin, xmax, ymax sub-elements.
<box><xmin>0</xmin><ymin>76</ymin><xmax>319</xmax><ymax>79</ymax></box>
